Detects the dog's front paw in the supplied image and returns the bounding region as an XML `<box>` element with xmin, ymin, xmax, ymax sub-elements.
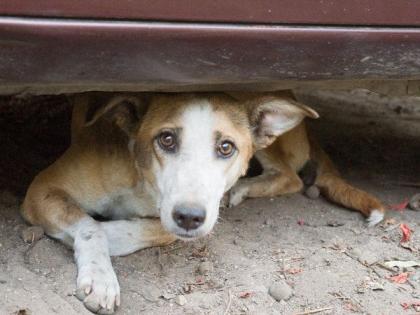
<box><xmin>228</xmin><ymin>184</ymin><xmax>249</xmax><ymax>207</ymax></box>
<box><xmin>76</xmin><ymin>263</ymin><xmax>120</xmax><ymax>314</ymax></box>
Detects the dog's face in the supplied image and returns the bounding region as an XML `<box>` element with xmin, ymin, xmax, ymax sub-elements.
<box><xmin>86</xmin><ymin>92</ymin><xmax>318</xmax><ymax>239</ymax></box>
<box><xmin>135</xmin><ymin>94</ymin><xmax>253</xmax><ymax>239</ymax></box>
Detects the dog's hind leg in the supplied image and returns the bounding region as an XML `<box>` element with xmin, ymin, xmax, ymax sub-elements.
<box><xmin>22</xmin><ymin>188</ymin><xmax>121</xmax><ymax>314</ymax></box>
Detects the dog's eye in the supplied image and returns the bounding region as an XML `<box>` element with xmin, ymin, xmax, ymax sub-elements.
<box><xmin>158</xmin><ymin>131</ymin><xmax>177</xmax><ymax>152</ymax></box>
<box><xmin>217</xmin><ymin>140</ymin><xmax>235</xmax><ymax>158</ymax></box>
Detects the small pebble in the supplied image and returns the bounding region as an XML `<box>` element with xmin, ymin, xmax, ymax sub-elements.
<box><xmin>409</xmin><ymin>193</ymin><xmax>420</xmax><ymax>211</ymax></box>
<box><xmin>305</xmin><ymin>185</ymin><xmax>320</xmax><ymax>199</ymax></box>
<box><xmin>198</xmin><ymin>261</ymin><xmax>214</xmax><ymax>275</ymax></box>
<box><xmin>175</xmin><ymin>295</ymin><xmax>187</xmax><ymax>306</ymax></box>
<box><xmin>268</xmin><ymin>281</ymin><xmax>293</xmax><ymax>301</ymax></box>
<box><xmin>21</xmin><ymin>226</ymin><xmax>44</xmax><ymax>243</ymax></box>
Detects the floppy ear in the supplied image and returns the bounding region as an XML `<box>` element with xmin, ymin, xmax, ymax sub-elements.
<box><xmin>84</xmin><ymin>94</ymin><xmax>147</xmax><ymax>136</ymax></box>
<box><xmin>249</xmin><ymin>96</ymin><xmax>319</xmax><ymax>150</ymax></box>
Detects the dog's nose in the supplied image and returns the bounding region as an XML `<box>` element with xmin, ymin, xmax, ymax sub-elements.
<box><xmin>172</xmin><ymin>205</ymin><xmax>206</xmax><ymax>231</ymax></box>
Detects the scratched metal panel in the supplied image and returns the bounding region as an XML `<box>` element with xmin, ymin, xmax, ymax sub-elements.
<box><xmin>1</xmin><ymin>18</ymin><xmax>420</xmax><ymax>93</ymax></box>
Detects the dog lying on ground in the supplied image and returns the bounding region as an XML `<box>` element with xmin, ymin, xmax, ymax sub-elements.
<box><xmin>22</xmin><ymin>91</ymin><xmax>385</xmax><ymax>314</ymax></box>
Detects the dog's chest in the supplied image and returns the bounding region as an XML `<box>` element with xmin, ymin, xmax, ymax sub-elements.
<box><xmin>86</xmin><ymin>187</ymin><xmax>158</xmax><ymax>219</ymax></box>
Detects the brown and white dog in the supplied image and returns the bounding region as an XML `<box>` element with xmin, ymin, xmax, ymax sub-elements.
<box><xmin>22</xmin><ymin>91</ymin><xmax>384</xmax><ymax>314</ymax></box>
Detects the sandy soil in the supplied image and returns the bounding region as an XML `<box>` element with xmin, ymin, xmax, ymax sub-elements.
<box><xmin>0</xmin><ymin>90</ymin><xmax>419</xmax><ymax>315</ymax></box>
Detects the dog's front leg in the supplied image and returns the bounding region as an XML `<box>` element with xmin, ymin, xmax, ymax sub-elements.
<box><xmin>72</xmin><ymin>218</ymin><xmax>120</xmax><ymax>314</ymax></box>
<box><xmin>100</xmin><ymin>218</ymin><xmax>177</xmax><ymax>256</ymax></box>
<box><xmin>22</xmin><ymin>188</ymin><xmax>121</xmax><ymax>314</ymax></box>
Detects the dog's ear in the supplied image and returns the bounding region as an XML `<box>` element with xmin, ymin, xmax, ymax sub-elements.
<box><xmin>84</xmin><ymin>94</ymin><xmax>148</xmax><ymax>136</ymax></box>
<box><xmin>248</xmin><ymin>96</ymin><xmax>319</xmax><ymax>150</ymax></box>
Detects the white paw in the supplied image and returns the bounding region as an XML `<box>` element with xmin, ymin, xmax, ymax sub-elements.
<box><xmin>76</xmin><ymin>263</ymin><xmax>120</xmax><ymax>314</ymax></box>
<box><xmin>228</xmin><ymin>185</ymin><xmax>249</xmax><ymax>207</ymax></box>
<box><xmin>367</xmin><ymin>209</ymin><xmax>384</xmax><ymax>227</ymax></box>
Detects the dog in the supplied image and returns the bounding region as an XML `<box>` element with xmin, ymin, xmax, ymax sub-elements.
<box><xmin>22</xmin><ymin>91</ymin><xmax>319</xmax><ymax>313</ymax></box>
<box><xmin>21</xmin><ymin>91</ymin><xmax>384</xmax><ymax>314</ymax></box>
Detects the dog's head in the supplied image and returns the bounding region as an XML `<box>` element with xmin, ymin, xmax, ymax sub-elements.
<box><xmin>84</xmin><ymin>92</ymin><xmax>318</xmax><ymax>239</ymax></box>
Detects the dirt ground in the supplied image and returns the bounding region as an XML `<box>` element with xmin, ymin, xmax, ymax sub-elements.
<box><xmin>0</xmin><ymin>90</ymin><xmax>419</xmax><ymax>315</ymax></box>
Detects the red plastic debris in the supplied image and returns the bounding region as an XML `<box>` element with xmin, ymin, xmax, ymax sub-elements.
<box><xmin>400</xmin><ymin>224</ymin><xmax>412</xmax><ymax>243</ymax></box>
<box><xmin>400</xmin><ymin>300</ymin><xmax>420</xmax><ymax>310</ymax></box>
<box><xmin>297</xmin><ymin>219</ymin><xmax>305</xmax><ymax>226</ymax></box>
<box><xmin>390</xmin><ymin>199</ymin><xmax>409</xmax><ymax>212</ymax></box>
<box><xmin>401</xmin><ymin>302</ymin><xmax>410</xmax><ymax>310</ymax></box>
<box><xmin>387</xmin><ymin>272</ymin><xmax>409</xmax><ymax>284</ymax></box>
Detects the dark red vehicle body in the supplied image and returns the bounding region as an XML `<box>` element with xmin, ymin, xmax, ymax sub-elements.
<box><xmin>1</xmin><ymin>1</ymin><xmax>420</xmax><ymax>94</ymax></box>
